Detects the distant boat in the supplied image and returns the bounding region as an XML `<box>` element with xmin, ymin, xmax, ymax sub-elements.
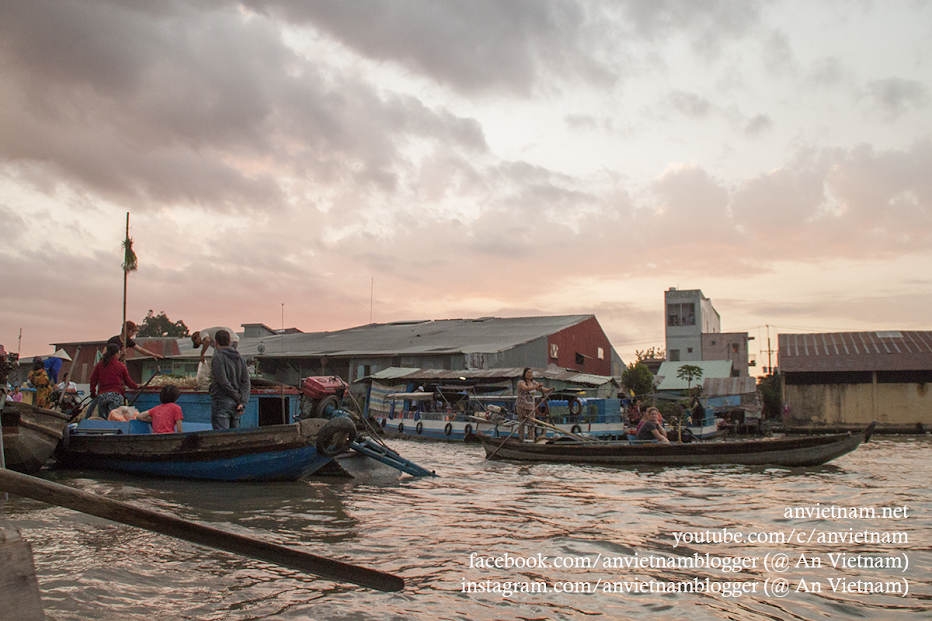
<box><xmin>476</xmin><ymin>422</ymin><xmax>876</xmax><ymax>468</ymax></box>
<box><xmin>2</xmin><ymin>402</ymin><xmax>71</xmax><ymax>475</ymax></box>
<box><xmin>374</xmin><ymin>390</ymin><xmax>719</xmax><ymax>442</ymax></box>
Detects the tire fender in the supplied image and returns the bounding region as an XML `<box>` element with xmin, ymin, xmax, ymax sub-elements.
<box><xmin>316</xmin><ymin>416</ymin><xmax>357</xmax><ymax>457</ymax></box>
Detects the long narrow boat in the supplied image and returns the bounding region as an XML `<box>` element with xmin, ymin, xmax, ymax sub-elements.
<box><xmin>57</xmin><ymin>417</ymin><xmax>359</xmax><ymax>482</ymax></box>
<box><xmin>1</xmin><ymin>402</ymin><xmax>71</xmax><ymax>474</ymax></box>
<box><xmin>476</xmin><ymin>421</ymin><xmax>876</xmax><ymax>468</ymax></box>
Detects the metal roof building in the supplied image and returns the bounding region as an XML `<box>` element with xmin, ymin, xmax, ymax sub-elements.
<box><xmin>778</xmin><ymin>331</ymin><xmax>932</xmax><ymax>429</ymax></box>
<box><xmin>779</xmin><ymin>331</ymin><xmax>932</xmax><ymax>373</ymax></box>
<box><xmin>53</xmin><ymin>315</ymin><xmax>623</xmax><ymax>393</ymax></box>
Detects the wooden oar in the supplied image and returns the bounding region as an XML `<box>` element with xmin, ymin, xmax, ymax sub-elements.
<box><xmin>526</xmin><ymin>415</ymin><xmax>598</xmax><ymax>442</ymax></box>
<box><xmin>485</xmin><ymin>425</ymin><xmax>520</xmax><ymax>460</ymax></box>
<box><xmin>128</xmin><ymin>365</ymin><xmax>162</xmax><ymax>407</ymax></box>
<box><xmin>0</xmin><ymin>469</ymin><xmax>404</xmax><ymax>592</ymax></box>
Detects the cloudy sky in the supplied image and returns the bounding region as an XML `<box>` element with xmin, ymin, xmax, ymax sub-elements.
<box><xmin>2</xmin><ymin>0</ymin><xmax>930</xmax><ymax>371</ymax></box>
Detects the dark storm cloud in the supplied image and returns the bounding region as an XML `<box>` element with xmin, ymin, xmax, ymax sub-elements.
<box><xmin>0</xmin><ymin>0</ymin><xmax>488</xmax><ymax>211</ymax></box>
<box><xmin>243</xmin><ymin>0</ymin><xmax>609</xmax><ymax>95</ymax></box>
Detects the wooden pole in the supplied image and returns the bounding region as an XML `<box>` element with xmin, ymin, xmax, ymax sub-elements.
<box><xmin>0</xmin><ymin>469</ymin><xmax>404</xmax><ymax>592</ymax></box>
<box><xmin>122</xmin><ymin>212</ymin><xmax>129</xmax><ymax>353</ymax></box>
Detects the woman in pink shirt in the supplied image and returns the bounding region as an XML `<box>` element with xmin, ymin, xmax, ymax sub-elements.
<box><xmin>138</xmin><ymin>384</ymin><xmax>184</xmax><ymax>433</ymax></box>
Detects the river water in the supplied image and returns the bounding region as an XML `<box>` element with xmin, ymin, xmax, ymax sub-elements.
<box><xmin>2</xmin><ymin>435</ymin><xmax>930</xmax><ymax>620</ymax></box>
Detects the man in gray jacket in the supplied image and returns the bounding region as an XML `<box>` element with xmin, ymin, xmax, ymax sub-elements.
<box><xmin>209</xmin><ymin>329</ymin><xmax>250</xmax><ymax>429</ymax></box>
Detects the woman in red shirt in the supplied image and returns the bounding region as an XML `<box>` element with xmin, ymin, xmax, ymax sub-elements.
<box><xmin>90</xmin><ymin>343</ymin><xmax>139</xmax><ymax>419</ymax></box>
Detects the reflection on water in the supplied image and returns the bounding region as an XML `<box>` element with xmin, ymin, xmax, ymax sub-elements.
<box><xmin>2</xmin><ymin>437</ymin><xmax>930</xmax><ymax>620</ymax></box>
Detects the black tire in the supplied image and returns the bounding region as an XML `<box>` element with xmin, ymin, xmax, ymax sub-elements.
<box><xmin>380</xmin><ymin>417</ymin><xmax>387</xmax><ymax>428</ymax></box>
<box><xmin>315</xmin><ymin>395</ymin><xmax>341</xmax><ymax>418</ymax></box>
<box><xmin>416</xmin><ymin>421</ymin><xmax>423</xmax><ymax>434</ymax></box>
<box><xmin>464</xmin><ymin>424</ymin><xmax>473</xmax><ymax>435</ymax></box>
<box><xmin>316</xmin><ymin>417</ymin><xmax>357</xmax><ymax>457</ymax></box>
<box><xmin>398</xmin><ymin>422</ymin><xmax>404</xmax><ymax>433</ymax></box>
<box><xmin>571</xmin><ymin>424</ymin><xmax>582</xmax><ymax>434</ymax></box>
<box><xmin>444</xmin><ymin>423</ymin><xmax>453</xmax><ymax>435</ymax></box>
<box><xmin>568</xmin><ymin>398</ymin><xmax>583</xmax><ymax>416</ymax></box>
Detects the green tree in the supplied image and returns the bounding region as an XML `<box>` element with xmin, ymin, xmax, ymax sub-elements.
<box><xmin>758</xmin><ymin>372</ymin><xmax>782</xmax><ymax>419</ymax></box>
<box><xmin>138</xmin><ymin>310</ymin><xmax>190</xmax><ymax>337</ymax></box>
<box><xmin>676</xmin><ymin>364</ymin><xmax>704</xmax><ymax>394</ymax></box>
<box><xmin>635</xmin><ymin>346</ymin><xmax>666</xmax><ymax>361</ymax></box>
<box><xmin>621</xmin><ymin>362</ymin><xmax>654</xmax><ymax>397</ymax></box>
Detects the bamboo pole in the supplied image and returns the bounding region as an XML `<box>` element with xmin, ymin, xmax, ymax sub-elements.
<box><xmin>122</xmin><ymin>212</ymin><xmax>130</xmax><ymax>353</ymax></box>
<box><xmin>0</xmin><ymin>469</ymin><xmax>404</xmax><ymax>592</ymax></box>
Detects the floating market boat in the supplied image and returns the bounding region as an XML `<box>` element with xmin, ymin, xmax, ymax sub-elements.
<box><xmin>476</xmin><ymin>421</ymin><xmax>876</xmax><ymax>468</ymax></box>
<box><xmin>1</xmin><ymin>401</ymin><xmax>72</xmax><ymax>475</ymax></box>
<box><xmin>57</xmin><ymin>417</ymin><xmax>366</xmax><ymax>481</ymax></box>
<box><xmin>374</xmin><ymin>389</ymin><xmax>719</xmax><ymax>442</ymax></box>
<box><xmin>57</xmin><ymin>377</ymin><xmax>433</xmax><ymax>481</ymax></box>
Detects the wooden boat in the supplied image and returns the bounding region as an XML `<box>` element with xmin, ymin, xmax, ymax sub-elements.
<box><xmin>476</xmin><ymin>421</ymin><xmax>876</xmax><ymax>468</ymax></box>
<box><xmin>1</xmin><ymin>401</ymin><xmax>71</xmax><ymax>474</ymax></box>
<box><xmin>57</xmin><ymin>417</ymin><xmax>360</xmax><ymax>482</ymax></box>
<box><xmin>57</xmin><ymin>379</ymin><xmax>434</xmax><ymax>480</ymax></box>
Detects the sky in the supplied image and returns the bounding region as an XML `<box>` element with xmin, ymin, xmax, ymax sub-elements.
<box><xmin>1</xmin><ymin>0</ymin><xmax>930</xmax><ymax>373</ymax></box>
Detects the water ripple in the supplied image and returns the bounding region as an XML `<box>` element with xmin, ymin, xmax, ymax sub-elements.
<box><xmin>1</xmin><ymin>436</ymin><xmax>929</xmax><ymax>619</ymax></box>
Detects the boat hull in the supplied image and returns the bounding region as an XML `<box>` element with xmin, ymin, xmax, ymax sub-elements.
<box><xmin>58</xmin><ymin>418</ymin><xmax>340</xmax><ymax>482</ymax></box>
<box><xmin>2</xmin><ymin>402</ymin><xmax>71</xmax><ymax>474</ymax></box>
<box><xmin>478</xmin><ymin>425</ymin><xmax>873</xmax><ymax>468</ymax></box>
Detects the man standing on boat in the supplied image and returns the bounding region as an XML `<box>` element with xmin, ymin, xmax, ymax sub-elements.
<box><xmin>209</xmin><ymin>330</ymin><xmax>250</xmax><ymax>429</ymax></box>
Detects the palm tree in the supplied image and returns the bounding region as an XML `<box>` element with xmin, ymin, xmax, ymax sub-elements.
<box><xmin>676</xmin><ymin>364</ymin><xmax>704</xmax><ymax>393</ymax></box>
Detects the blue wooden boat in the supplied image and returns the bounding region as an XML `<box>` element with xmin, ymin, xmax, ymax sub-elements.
<box><xmin>58</xmin><ymin>417</ymin><xmax>359</xmax><ymax>481</ymax></box>
<box><xmin>58</xmin><ymin>380</ymin><xmax>433</xmax><ymax>481</ymax></box>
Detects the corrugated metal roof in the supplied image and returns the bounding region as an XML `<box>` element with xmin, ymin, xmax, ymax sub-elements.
<box><xmin>655</xmin><ymin>360</ymin><xmax>734</xmax><ymax>391</ymax></box>
<box><xmin>779</xmin><ymin>331</ymin><xmax>932</xmax><ymax>372</ymax></box>
<box><xmin>366</xmin><ymin>366</ymin><xmax>615</xmax><ymax>387</ymax></box>
<box><xmin>200</xmin><ymin>315</ymin><xmax>594</xmax><ymax>358</ymax></box>
<box><xmin>59</xmin><ymin>315</ymin><xmax>602</xmax><ymax>362</ymax></box>
<box><xmin>702</xmin><ymin>376</ymin><xmax>758</xmax><ymax>397</ymax></box>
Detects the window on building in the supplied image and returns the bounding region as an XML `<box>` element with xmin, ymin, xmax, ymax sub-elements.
<box><xmin>687</xmin><ymin>347</ymin><xmax>693</xmax><ymax>354</ymax></box>
<box><xmin>575</xmin><ymin>352</ymin><xmax>585</xmax><ymax>365</ymax></box>
<box><xmin>732</xmin><ymin>344</ymin><xmax>739</xmax><ymax>353</ymax></box>
<box><xmin>666</xmin><ymin>303</ymin><xmax>696</xmax><ymax>326</ymax></box>
<box><xmin>597</xmin><ymin>347</ymin><xmax>604</xmax><ymax>360</ymax></box>
<box><xmin>550</xmin><ymin>343</ymin><xmax>559</xmax><ymax>358</ymax></box>
<box><xmin>669</xmin><ymin>349</ymin><xmax>680</xmax><ymax>361</ymax></box>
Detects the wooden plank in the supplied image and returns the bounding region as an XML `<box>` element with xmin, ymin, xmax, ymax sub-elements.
<box><xmin>0</xmin><ymin>528</ymin><xmax>46</xmax><ymax>621</ymax></box>
<box><xmin>0</xmin><ymin>469</ymin><xmax>403</xmax><ymax>592</ymax></box>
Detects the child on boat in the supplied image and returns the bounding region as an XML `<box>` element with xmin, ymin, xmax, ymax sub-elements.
<box><xmin>138</xmin><ymin>384</ymin><xmax>184</xmax><ymax>434</ymax></box>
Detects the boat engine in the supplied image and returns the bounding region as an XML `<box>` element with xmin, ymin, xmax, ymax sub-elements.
<box><xmin>299</xmin><ymin>376</ymin><xmax>355</xmax><ymax>420</ymax></box>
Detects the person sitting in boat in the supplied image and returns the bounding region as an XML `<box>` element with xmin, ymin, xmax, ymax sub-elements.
<box><xmin>90</xmin><ymin>342</ymin><xmax>139</xmax><ymax>419</ymax></box>
<box><xmin>5</xmin><ymin>383</ymin><xmax>24</xmax><ymax>403</ymax></box>
<box><xmin>516</xmin><ymin>368</ymin><xmax>553</xmax><ymax>441</ymax></box>
<box><xmin>137</xmin><ymin>384</ymin><xmax>184</xmax><ymax>434</ymax></box>
<box><xmin>109</xmin><ymin>321</ymin><xmax>164</xmax><ymax>361</ymax></box>
<box><xmin>636</xmin><ymin>408</ymin><xmax>670</xmax><ymax>443</ymax></box>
